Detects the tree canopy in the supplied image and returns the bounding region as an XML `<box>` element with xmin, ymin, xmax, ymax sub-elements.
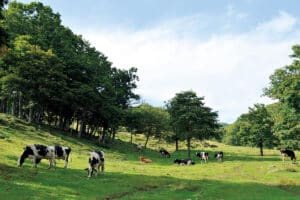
<box><xmin>166</xmin><ymin>91</ymin><xmax>219</xmax><ymax>158</ymax></box>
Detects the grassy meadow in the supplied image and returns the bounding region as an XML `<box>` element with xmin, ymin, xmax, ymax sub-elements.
<box><xmin>0</xmin><ymin>113</ymin><xmax>300</xmax><ymax>200</ymax></box>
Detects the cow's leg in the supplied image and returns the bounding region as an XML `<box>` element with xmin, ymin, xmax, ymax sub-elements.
<box><xmin>101</xmin><ymin>163</ymin><xmax>105</xmax><ymax>173</ymax></box>
<box><xmin>32</xmin><ymin>158</ymin><xmax>37</xmax><ymax>168</ymax></box>
<box><xmin>48</xmin><ymin>159</ymin><xmax>52</xmax><ymax>169</ymax></box>
<box><xmin>53</xmin><ymin>159</ymin><xmax>56</xmax><ymax>169</ymax></box>
<box><xmin>64</xmin><ymin>156</ymin><xmax>69</xmax><ymax>168</ymax></box>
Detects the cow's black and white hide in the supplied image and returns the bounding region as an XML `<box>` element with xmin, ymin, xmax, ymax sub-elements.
<box><xmin>136</xmin><ymin>144</ymin><xmax>143</xmax><ymax>152</ymax></box>
<box><xmin>18</xmin><ymin>144</ymin><xmax>71</xmax><ymax>168</ymax></box>
<box><xmin>280</xmin><ymin>149</ymin><xmax>296</xmax><ymax>163</ymax></box>
<box><xmin>159</xmin><ymin>148</ymin><xmax>171</xmax><ymax>158</ymax></box>
<box><xmin>195</xmin><ymin>152</ymin><xmax>209</xmax><ymax>163</ymax></box>
<box><xmin>174</xmin><ymin>159</ymin><xmax>195</xmax><ymax>166</ymax></box>
<box><xmin>52</xmin><ymin>145</ymin><xmax>71</xmax><ymax>168</ymax></box>
<box><xmin>214</xmin><ymin>151</ymin><xmax>223</xmax><ymax>162</ymax></box>
<box><xmin>85</xmin><ymin>151</ymin><xmax>105</xmax><ymax>178</ymax></box>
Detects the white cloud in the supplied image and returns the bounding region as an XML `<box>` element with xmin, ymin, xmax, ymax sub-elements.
<box><xmin>256</xmin><ymin>11</ymin><xmax>297</xmax><ymax>33</ymax></box>
<box><xmin>75</xmin><ymin>11</ymin><xmax>299</xmax><ymax>123</ymax></box>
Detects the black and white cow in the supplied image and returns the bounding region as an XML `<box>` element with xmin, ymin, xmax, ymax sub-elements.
<box><xmin>85</xmin><ymin>151</ymin><xmax>105</xmax><ymax>178</ymax></box>
<box><xmin>174</xmin><ymin>158</ymin><xmax>195</xmax><ymax>166</ymax></box>
<box><xmin>214</xmin><ymin>151</ymin><xmax>223</xmax><ymax>162</ymax></box>
<box><xmin>195</xmin><ymin>152</ymin><xmax>209</xmax><ymax>163</ymax></box>
<box><xmin>136</xmin><ymin>144</ymin><xmax>143</xmax><ymax>152</ymax></box>
<box><xmin>18</xmin><ymin>144</ymin><xmax>71</xmax><ymax>168</ymax></box>
<box><xmin>159</xmin><ymin>148</ymin><xmax>171</xmax><ymax>158</ymax></box>
<box><xmin>280</xmin><ymin>149</ymin><xmax>296</xmax><ymax>163</ymax></box>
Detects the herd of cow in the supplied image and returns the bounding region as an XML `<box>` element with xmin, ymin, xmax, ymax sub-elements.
<box><xmin>17</xmin><ymin>144</ymin><xmax>297</xmax><ymax>178</ymax></box>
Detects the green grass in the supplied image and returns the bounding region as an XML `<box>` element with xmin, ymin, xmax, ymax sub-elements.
<box><xmin>0</xmin><ymin>113</ymin><xmax>300</xmax><ymax>200</ymax></box>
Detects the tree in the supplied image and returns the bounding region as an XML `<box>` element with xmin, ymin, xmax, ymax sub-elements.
<box><xmin>264</xmin><ymin>45</ymin><xmax>300</xmax><ymax>112</ymax></box>
<box><xmin>240</xmin><ymin>104</ymin><xmax>274</xmax><ymax>156</ymax></box>
<box><xmin>1</xmin><ymin>35</ymin><xmax>66</xmax><ymax>121</ymax></box>
<box><xmin>0</xmin><ymin>0</ymin><xmax>8</xmax><ymax>55</ymax></box>
<box><xmin>264</xmin><ymin>45</ymin><xmax>300</xmax><ymax>149</ymax></box>
<box><xmin>166</xmin><ymin>91</ymin><xmax>219</xmax><ymax>158</ymax></box>
<box><xmin>267</xmin><ymin>103</ymin><xmax>300</xmax><ymax>149</ymax></box>
<box><xmin>131</xmin><ymin>104</ymin><xmax>170</xmax><ymax>148</ymax></box>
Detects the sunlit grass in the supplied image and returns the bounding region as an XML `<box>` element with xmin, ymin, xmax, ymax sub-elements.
<box><xmin>0</xmin><ymin>113</ymin><xmax>299</xmax><ymax>199</ymax></box>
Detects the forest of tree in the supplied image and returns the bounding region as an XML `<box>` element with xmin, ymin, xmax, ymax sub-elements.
<box><xmin>0</xmin><ymin>1</ymin><xmax>140</xmax><ymax>142</ymax></box>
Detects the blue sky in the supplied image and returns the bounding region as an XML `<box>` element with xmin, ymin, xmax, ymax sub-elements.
<box><xmin>18</xmin><ymin>0</ymin><xmax>300</xmax><ymax>123</ymax></box>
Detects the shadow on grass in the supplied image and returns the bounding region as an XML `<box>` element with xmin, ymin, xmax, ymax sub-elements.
<box><xmin>0</xmin><ymin>163</ymin><xmax>299</xmax><ymax>200</ymax></box>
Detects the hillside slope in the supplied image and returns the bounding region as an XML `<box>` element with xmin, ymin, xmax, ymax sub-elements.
<box><xmin>0</xmin><ymin>114</ymin><xmax>300</xmax><ymax>200</ymax></box>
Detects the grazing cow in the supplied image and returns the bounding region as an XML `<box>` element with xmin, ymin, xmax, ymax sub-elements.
<box><xmin>85</xmin><ymin>151</ymin><xmax>105</xmax><ymax>178</ymax></box>
<box><xmin>18</xmin><ymin>144</ymin><xmax>71</xmax><ymax>168</ymax></box>
<box><xmin>195</xmin><ymin>152</ymin><xmax>209</xmax><ymax>163</ymax></box>
<box><xmin>139</xmin><ymin>156</ymin><xmax>152</xmax><ymax>163</ymax></box>
<box><xmin>280</xmin><ymin>149</ymin><xmax>296</xmax><ymax>163</ymax></box>
<box><xmin>174</xmin><ymin>159</ymin><xmax>195</xmax><ymax>166</ymax></box>
<box><xmin>159</xmin><ymin>148</ymin><xmax>171</xmax><ymax>158</ymax></box>
<box><xmin>214</xmin><ymin>151</ymin><xmax>224</xmax><ymax>162</ymax></box>
<box><xmin>136</xmin><ymin>144</ymin><xmax>143</xmax><ymax>152</ymax></box>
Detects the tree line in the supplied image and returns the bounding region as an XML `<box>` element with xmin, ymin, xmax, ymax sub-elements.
<box><xmin>0</xmin><ymin>1</ymin><xmax>140</xmax><ymax>142</ymax></box>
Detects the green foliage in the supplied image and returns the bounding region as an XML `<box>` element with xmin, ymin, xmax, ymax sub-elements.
<box><xmin>127</xmin><ymin>104</ymin><xmax>170</xmax><ymax>147</ymax></box>
<box><xmin>166</xmin><ymin>91</ymin><xmax>219</xmax><ymax>157</ymax></box>
<box><xmin>267</xmin><ymin>103</ymin><xmax>300</xmax><ymax>149</ymax></box>
<box><xmin>0</xmin><ymin>1</ymin><xmax>139</xmax><ymax>140</ymax></box>
<box><xmin>263</xmin><ymin>45</ymin><xmax>300</xmax><ymax>149</ymax></box>
<box><xmin>224</xmin><ymin>104</ymin><xmax>274</xmax><ymax>156</ymax></box>
<box><xmin>264</xmin><ymin>45</ymin><xmax>300</xmax><ymax>112</ymax></box>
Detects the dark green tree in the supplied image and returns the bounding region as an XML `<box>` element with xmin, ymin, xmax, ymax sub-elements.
<box><xmin>166</xmin><ymin>91</ymin><xmax>219</xmax><ymax>158</ymax></box>
<box><xmin>240</xmin><ymin>104</ymin><xmax>274</xmax><ymax>156</ymax></box>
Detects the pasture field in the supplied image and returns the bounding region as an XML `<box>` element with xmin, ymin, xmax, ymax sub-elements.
<box><xmin>0</xmin><ymin>114</ymin><xmax>300</xmax><ymax>200</ymax></box>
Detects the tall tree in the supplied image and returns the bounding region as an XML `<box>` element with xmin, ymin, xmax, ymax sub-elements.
<box><xmin>264</xmin><ymin>45</ymin><xmax>300</xmax><ymax>112</ymax></box>
<box><xmin>240</xmin><ymin>104</ymin><xmax>274</xmax><ymax>156</ymax></box>
<box><xmin>0</xmin><ymin>0</ymin><xmax>8</xmax><ymax>55</ymax></box>
<box><xmin>131</xmin><ymin>104</ymin><xmax>170</xmax><ymax>148</ymax></box>
<box><xmin>166</xmin><ymin>91</ymin><xmax>219</xmax><ymax>158</ymax></box>
<box><xmin>267</xmin><ymin>103</ymin><xmax>300</xmax><ymax>149</ymax></box>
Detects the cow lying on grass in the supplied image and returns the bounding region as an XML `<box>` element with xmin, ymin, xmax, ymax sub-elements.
<box><xmin>140</xmin><ymin>156</ymin><xmax>152</xmax><ymax>163</ymax></box>
<box><xmin>280</xmin><ymin>149</ymin><xmax>296</xmax><ymax>164</ymax></box>
<box><xmin>195</xmin><ymin>152</ymin><xmax>208</xmax><ymax>163</ymax></box>
<box><xmin>214</xmin><ymin>151</ymin><xmax>224</xmax><ymax>162</ymax></box>
<box><xmin>18</xmin><ymin>144</ymin><xmax>71</xmax><ymax>168</ymax></box>
<box><xmin>174</xmin><ymin>159</ymin><xmax>195</xmax><ymax>166</ymax></box>
<box><xmin>159</xmin><ymin>148</ymin><xmax>171</xmax><ymax>158</ymax></box>
<box><xmin>85</xmin><ymin>151</ymin><xmax>105</xmax><ymax>178</ymax></box>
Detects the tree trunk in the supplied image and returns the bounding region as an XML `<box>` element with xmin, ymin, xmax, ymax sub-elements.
<box><xmin>11</xmin><ymin>101</ymin><xmax>15</xmax><ymax>116</ymax></box>
<box><xmin>78</xmin><ymin>121</ymin><xmax>86</xmax><ymax>138</ymax></box>
<box><xmin>76</xmin><ymin>119</ymin><xmax>79</xmax><ymax>133</ymax></box>
<box><xmin>101</xmin><ymin>128</ymin><xmax>107</xmax><ymax>144</ymax></box>
<box><xmin>130</xmin><ymin>131</ymin><xmax>133</xmax><ymax>143</ymax></box>
<box><xmin>111</xmin><ymin>128</ymin><xmax>116</xmax><ymax>143</ymax></box>
<box><xmin>98</xmin><ymin>128</ymin><xmax>103</xmax><ymax>144</ymax></box>
<box><xmin>175</xmin><ymin>138</ymin><xmax>179</xmax><ymax>151</ymax></box>
<box><xmin>187</xmin><ymin>137</ymin><xmax>191</xmax><ymax>159</ymax></box>
<box><xmin>144</xmin><ymin>130</ymin><xmax>151</xmax><ymax>148</ymax></box>
<box><xmin>28</xmin><ymin>105</ymin><xmax>33</xmax><ymax>123</ymax></box>
<box><xmin>18</xmin><ymin>94</ymin><xmax>22</xmax><ymax>118</ymax></box>
<box><xmin>259</xmin><ymin>139</ymin><xmax>264</xmax><ymax>156</ymax></box>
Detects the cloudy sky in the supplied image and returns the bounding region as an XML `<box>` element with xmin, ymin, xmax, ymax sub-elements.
<box><xmin>20</xmin><ymin>0</ymin><xmax>300</xmax><ymax>123</ymax></box>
